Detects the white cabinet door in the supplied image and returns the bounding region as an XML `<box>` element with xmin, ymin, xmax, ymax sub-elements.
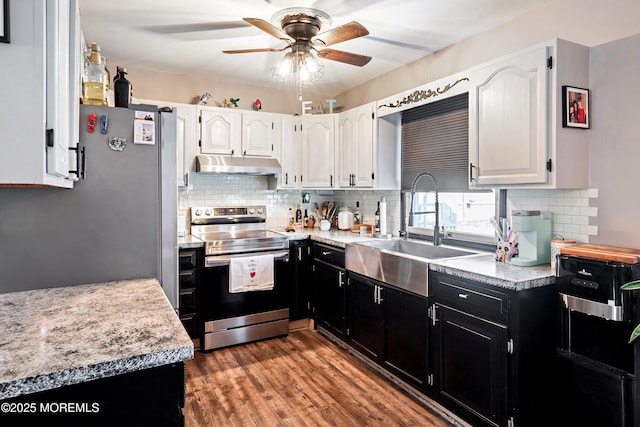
<box><xmin>352</xmin><ymin>103</ymin><xmax>375</xmax><ymax>187</ymax></box>
<box><xmin>198</xmin><ymin>107</ymin><xmax>241</xmax><ymax>155</ymax></box>
<box><xmin>177</xmin><ymin>104</ymin><xmax>197</xmax><ymax>187</ymax></box>
<box><xmin>45</xmin><ymin>0</ymin><xmax>71</xmax><ymax>178</ymax></box>
<box><xmin>337</xmin><ymin>111</ymin><xmax>355</xmax><ymax>187</ymax></box>
<box><xmin>469</xmin><ymin>46</ymin><xmax>549</xmax><ymax>186</ymax></box>
<box><xmin>0</xmin><ymin>0</ymin><xmax>78</xmax><ymax>188</ymax></box>
<box><xmin>338</xmin><ymin>103</ymin><xmax>374</xmax><ymax>188</ymax></box>
<box><xmin>172</xmin><ymin>104</ymin><xmax>197</xmax><ymax>187</ymax></box>
<box><xmin>278</xmin><ymin>115</ymin><xmax>300</xmax><ymax>189</ymax></box>
<box><xmin>241</xmin><ymin>112</ymin><xmax>279</xmax><ymax>157</ymax></box>
<box><xmin>301</xmin><ymin>115</ymin><xmax>335</xmax><ymax>188</ymax></box>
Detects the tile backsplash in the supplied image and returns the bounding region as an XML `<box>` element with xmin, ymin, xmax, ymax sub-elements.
<box><xmin>506</xmin><ymin>188</ymin><xmax>598</xmax><ymax>243</ymax></box>
<box><xmin>179</xmin><ymin>173</ymin><xmax>401</xmax><ymax>233</ymax></box>
<box><xmin>180</xmin><ymin>173</ymin><xmax>598</xmax><ymax>243</ymax></box>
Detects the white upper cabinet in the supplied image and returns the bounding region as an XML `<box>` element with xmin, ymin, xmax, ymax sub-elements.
<box><xmin>337</xmin><ymin>103</ymin><xmax>375</xmax><ymax>188</ymax></box>
<box><xmin>0</xmin><ymin>0</ymin><xmax>81</xmax><ymax>188</ymax></box>
<box><xmin>198</xmin><ymin>107</ymin><xmax>241</xmax><ymax>156</ymax></box>
<box><xmin>241</xmin><ymin>112</ymin><xmax>280</xmax><ymax>157</ymax></box>
<box><xmin>469</xmin><ymin>39</ymin><xmax>590</xmax><ymax>189</ymax></box>
<box><xmin>301</xmin><ymin>114</ymin><xmax>336</xmax><ymax>188</ymax></box>
<box><xmin>198</xmin><ymin>107</ymin><xmax>280</xmax><ymax>158</ymax></box>
<box><xmin>166</xmin><ymin>103</ymin><xmax>197</xmax><ymax>187</ymax></box>
<box><xmin>276</xmin><ymin>115</ymin><xmax>300</xmax><ymax>189</ymax></box>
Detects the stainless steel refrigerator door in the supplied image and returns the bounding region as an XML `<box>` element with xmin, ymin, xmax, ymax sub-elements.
<box><xmin>0</xmin><ymin>105</ymin><xmax>177</xmax><ymax>308</ymax></box>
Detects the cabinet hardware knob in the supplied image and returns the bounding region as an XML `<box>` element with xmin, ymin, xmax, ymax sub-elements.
<box><xmin>458</xmin><ymin>293</ymin><xmax>468</xmax><ymax>299</ymax></box>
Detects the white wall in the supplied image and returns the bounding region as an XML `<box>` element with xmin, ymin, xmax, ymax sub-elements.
<box><xmin>588</xmin><ymin>33</ymin><xmax>640</xmax><ymax>247</ymax></box>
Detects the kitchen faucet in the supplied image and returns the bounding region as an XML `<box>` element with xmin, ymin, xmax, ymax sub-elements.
<box><xmin>407</xmin><ymin>172</ymin><xmax>442</xmax><ymax>246</ymax></box>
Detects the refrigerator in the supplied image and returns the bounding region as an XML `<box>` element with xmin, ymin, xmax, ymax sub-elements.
<box><xmin>0</xmin><ymin>104</ymin><xmax>178</xmax><ymax>309</ymax></box>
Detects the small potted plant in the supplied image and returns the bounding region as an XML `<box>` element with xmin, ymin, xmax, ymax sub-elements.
<box><xmin>621</xmin><ymin>280</ymin><xmax>640</xmax><ymax>342</ymax></box>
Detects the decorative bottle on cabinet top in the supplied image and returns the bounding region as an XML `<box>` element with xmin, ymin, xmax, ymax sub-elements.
<box><xmin>82</xmin><ymin>43</ymin><xmax>108</xmax><ymax>106</ymax></box>
<box><xmin>113</xmin><ymin>66</ymin><xmax>132</xmax><ymax>108</ymax></box>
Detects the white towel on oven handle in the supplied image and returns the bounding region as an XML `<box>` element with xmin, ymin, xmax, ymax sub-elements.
<box><xmin>229</xmin><ymin>254</ymin><xmax>275</xmax><ymax>293</ymax></box>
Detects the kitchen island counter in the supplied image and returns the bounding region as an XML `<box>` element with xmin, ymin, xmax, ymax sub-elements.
<box><xmin>0</xmin><ymin>278</ymin><xmax>193</xmax><ymax>400</ymax></box>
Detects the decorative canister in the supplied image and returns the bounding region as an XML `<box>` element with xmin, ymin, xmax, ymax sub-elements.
<box><xmin>551</xmin><ymin>237</ymin><xmax>577</xmax><ymax>270</ymax></box>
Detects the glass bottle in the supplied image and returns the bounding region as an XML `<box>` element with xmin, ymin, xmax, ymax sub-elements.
<box><xmin>354</xmin><ymin>201</ymin><xmax>361</xmax><ymax>225</ymax></box>
<box><xmin>303</xmin><ymin>209</ymin><xmax>309</xmax><ymax>228</ymax></box>
<box><xmin>82</xmin><ymin>43</ymin><xmax>108</xmax><ymax>106</ymax></box>
<box><xmin>296</xmin><ymin>205</ymin><xmax>302</xmax><ymax>223</ymax></box>
<box><xmin>374</xmin><ymin>202</ymin><xmax>380</xmax><ymax>233</ymax></box>
<box><xmin>113</xmin><ymin>66</ymin><xmax>132</xmax><ymax>108</ymax></box>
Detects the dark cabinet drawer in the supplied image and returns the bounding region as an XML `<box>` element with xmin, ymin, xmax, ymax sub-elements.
<box><xmin>179</xmin><ymin>268</ymin><xmax>196</xmax><ymax>288</ymax></box>
<box><xmin>179</xmin><ymin>287</ymin><xmax>197</xmax><ymax>314</ymax></box>
<box><xmin>313</xmin><ymin>243</ymin><xmax>345</xmax><ymax>268</ymax></box>
<box><xmin>180</xmin><ymin>314</ymin><xmax>195</xmax><ymax>338</ymax></box>
<box><xmin>179</xmin><ymin>250</ymin><xmax>197</xmax><ymax>269</ymax></box>
<box><xmin>433</xmin><ymin>274</ymin><xmax>509</xmax><ymax>322</ymax></box>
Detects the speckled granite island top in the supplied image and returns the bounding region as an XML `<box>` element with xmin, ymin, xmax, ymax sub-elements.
<box><xmin>0</xmin><ymin>278</ymin><xmax>194</xmax><ymax>400</ymax></box>
<box><xmin>429</xmin><ymin>254</ymin><xmax>555</xmax><ymax>291</ymax></box>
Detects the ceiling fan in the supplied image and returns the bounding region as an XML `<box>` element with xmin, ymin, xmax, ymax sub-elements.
<box><xmin>223</xmin><ymin>7</ymin><xmax>372</xmax><ymax>67</ymax></box>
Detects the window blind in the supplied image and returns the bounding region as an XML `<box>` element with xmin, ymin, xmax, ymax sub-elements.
<box><xmin>401</xmin><ymin>92</ymin><xmax>469</xmax><ymax>192</ymax></box>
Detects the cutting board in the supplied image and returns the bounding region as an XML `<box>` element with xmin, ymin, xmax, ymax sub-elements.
<box><xmin>559</xmin><ymin>243</ymin><xmax>640</xmax><ymax>264</ymax></box>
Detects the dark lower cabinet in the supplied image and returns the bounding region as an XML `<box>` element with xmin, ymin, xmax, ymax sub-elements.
<box><xmin>432</xmin><ymin>303</ymin><xmax>508</xmax><ymax>426</ymax></box>
<box><xmin>429</xmin><ymin>271</ymin><xmax>556</xmax><ymax>427</ymax></box>
<box><xmin>383</xmin><ymin>285</ymin><xmax>428</xmax><ymax>389</ymax></box>
<box><xmin>289</xmin><ymin>239</ymin><xmax>313</xmax><ymax>321</ymax></box>
<box><xmin>348</xmin><ymin>272</ymin><xmax>428</xmax><ymax>391</ymax></box>
<box><xmin>348</xmin><ymin>273</ymin><xmax>384</xmax><ymax>360</ymax></box>
<box><xmin>313</xmin><ymin>243</ymin><xmax>347</xmax><ymax>339</ymax></box>
<box><xmin>1</xmin><ymin>362</ymin><xmax>186</xmax><ymax>427</ymax></box>
<box><xmin>178</xmin><ymin>248</ymin><xmax>202</xmax><ymax>341</ymax></box>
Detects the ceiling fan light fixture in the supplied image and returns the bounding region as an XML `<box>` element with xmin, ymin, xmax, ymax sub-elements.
<box><xmin>272</xmin><ymin>47</ymin><xmax>323</xmax><ymax>85</ymax></box>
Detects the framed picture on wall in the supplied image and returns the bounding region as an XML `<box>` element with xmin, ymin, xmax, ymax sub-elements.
<box><xmin>562</xmin><ymin>86</ymin><xmax>590</xmax><ymax>129</ymax></box>
<box><xmin>0</xmin><ymin>0</ymin><xmax>9</xmax><ymax>43</ymax></box>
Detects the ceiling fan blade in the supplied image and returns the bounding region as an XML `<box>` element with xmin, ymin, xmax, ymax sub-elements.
<box><xmin>145</xmin><ymin>21</ymin><xmax>251</xmax><ymax>34</ymax></box>
<box><xmin>243</xmin><ymin>17</ymin><xmax>293</xmax><ymax>41</ymax></box>
<box><xmin>313</xmin><ymin>21</ymin><xmax>369</xmax><ymax>46</ymax></box>
<box><xmin>223</xmin><ymin>46</ymin><xmax>289</xmax><ymax>54</ymax></box>
<box><xmin>317</xmin><ymin>48</ymin><xmax>372</xmax><ymax>66</ymax></box>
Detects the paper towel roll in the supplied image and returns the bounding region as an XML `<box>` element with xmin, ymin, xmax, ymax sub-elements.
<box><xmin>379</xmin><ymin>196</ymin><xmax>387</xmax><ymax>235</ymax></box>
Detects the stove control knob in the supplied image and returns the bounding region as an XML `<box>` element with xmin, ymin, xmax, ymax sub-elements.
<box><xmin>248</xmin><ymin>208</ymin><xmax>255</xmax><ymax>214</ymax></box>
<box><xmin>257</xmin><ymin>207</ymin><xmax>264</xmax><ymax>214</ymax></box>
<box><xmin>205</xmin><ymin>209</ymin><xmax>212</xmax><ymax>216</ymax></box>
<box><xmin>194</xmin><ymin>209</ymin><xmax>202</xmax><ymax>216</ymax></box>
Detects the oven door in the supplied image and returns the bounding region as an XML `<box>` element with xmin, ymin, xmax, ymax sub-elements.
<box><xmin>201</xmin><ymin>250</ymin><xmax>291</xmax><ymax>350</ymax></box>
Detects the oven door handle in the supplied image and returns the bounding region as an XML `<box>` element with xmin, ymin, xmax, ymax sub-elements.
<box><xmin>205</xmin><ymin>250</ymin><xmax>290</xmax><ymax>268</ymax></box>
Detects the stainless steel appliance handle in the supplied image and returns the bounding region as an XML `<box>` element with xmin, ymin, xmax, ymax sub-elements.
<box><xmin>205</xmin><ymin>250</ymin><xmax>289</xmax><ymax>268</ymax></box>
<box><xmin>560</xmin><ymin>293</ymin><xmax>624</xmax><ymax>321</ymax></box>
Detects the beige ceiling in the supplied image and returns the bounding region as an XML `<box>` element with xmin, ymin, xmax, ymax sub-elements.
<box><xmin>78</xmin><ymin>0</ymin><xmax>550</xmax><ymax>96</ymax></box>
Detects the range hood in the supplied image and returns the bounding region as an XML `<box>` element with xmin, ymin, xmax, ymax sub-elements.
<box><xmin>196</xmin><ymin>155</ymin><xmax>282</xmax><ymax>175</ymax></box>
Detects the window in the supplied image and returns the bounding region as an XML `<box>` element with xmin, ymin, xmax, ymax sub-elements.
<box><xmin>401</xmin><ymin>92</ymin><xmax>499</xmax><ymax>244</ymax></box>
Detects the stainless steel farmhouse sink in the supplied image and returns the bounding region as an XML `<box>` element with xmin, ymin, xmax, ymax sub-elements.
<box><xmin>345</xmin><ymin>238</ymin><xmax>478</xmax><ymax>297</ymax></box>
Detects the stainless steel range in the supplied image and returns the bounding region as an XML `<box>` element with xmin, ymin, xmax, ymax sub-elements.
<box><xmin>190</xmin><ymin>205</ymin><xmax>290</xmax><ymax>351</ymax></box>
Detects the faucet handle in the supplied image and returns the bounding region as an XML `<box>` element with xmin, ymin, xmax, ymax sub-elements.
<box><xmin>399</xmin><ymin>230</ymin><xmax>407</xmax><ymax>238</ymax></box>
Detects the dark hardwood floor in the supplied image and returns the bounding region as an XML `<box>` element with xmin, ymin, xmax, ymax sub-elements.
<box><xmin>184</xmin><ymin>328</ymin><xmax>459</xmax><ymax>427</ymax></box>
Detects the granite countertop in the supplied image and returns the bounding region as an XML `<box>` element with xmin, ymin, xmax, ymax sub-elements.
<box><xmin>270</xmin><ymin>227</ymin><xmax>377</xmax><ymax>248</ymax></box>
<box><xmin>178</xmin><ymin>234</ymin><xmax>204</xmax><ymax>248</ymax></box>
<box><xmin>0</xmin><ymin>278</ymin><xmax>194</xmax><ymax>400</ymax></box>
<box><xmin>429</xmin><ymin>254</ymin><xmax>555</xmax><ymax>291</ymax></box>
<box><xmin>179</xmin><ymin>228</ymin><xmax>555</xmax><ymax>291</ymax></box>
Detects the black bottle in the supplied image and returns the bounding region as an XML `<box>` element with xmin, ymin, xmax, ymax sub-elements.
<box><xmin>113</xmin><ymin>66</ymin><xmax>131</xmax><ymax>108</ymax></box>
